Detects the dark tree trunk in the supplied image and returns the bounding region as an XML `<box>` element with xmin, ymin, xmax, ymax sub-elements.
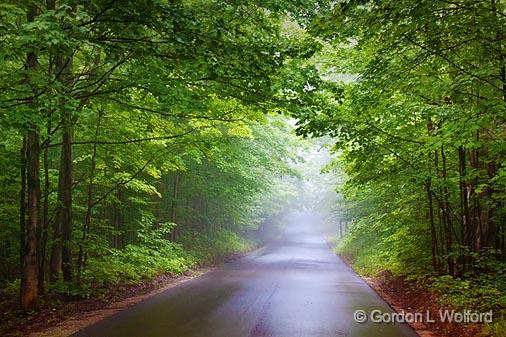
<box><xmin>49</xmin><ymin>220</ymin><xmax>62</xmax><ymax>280</ymax></box>
<box><xmin>170</xmin><ymin>173</ymin><xmax>180</xmax><ymax>242</ymax></box>
<box><xmin>426</xmin><ymin>180</ymin><xmax>439</xmax><ymax>271</ymax></box>
<box><xmin>21</xmin><ymin>129</ymin><xmax>41</xmax><ymax>310</ymax></box>
<box><xmin>19</xmin><ymin>137</ymin><xmax>27</xmax><ymax>306</ymax></box>
<box><xmin>471</xmin><ymin>132</ymin><xmax>483</xmax><ymax>251</ymax></box>
<box><xmin>20</xmin><ymin>2</ymin><xmax>41</xmax><ymax>309</ymax></box>
<box><xmin>77</xmin><ymin>113</ymin><xmax>100</xmax><ymax>280</ymax></box>
<box><xmin>59</xmin><ymin>125</ymin><xmax>73</xmax><ymax>282</ymax></box>
<box><xmin>52</xmin><ymin>42</ymin><xmax>74</xmax><ymax>282</ymax></box>
<box><xmin>433</xmin><ymin>150</ymin><xmax>447</xmax><ymax>262</ymax></box>
<box><xmin>441</xmin><ymin>146</ymin><xmax>455</xmax><ymax>276</ymax></box>
<box><xmin>458</xmin><ymin>147</ymin><xmax>472</xmax><ymax>271</ymax></box>
<box><xmin>38</xmin><ymin>131</ymin><xmax>50</xmax><ymax>294</ymax></box>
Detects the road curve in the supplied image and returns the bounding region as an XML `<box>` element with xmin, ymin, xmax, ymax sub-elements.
<box><xmin>72</xmin><ymin>211</ymin><xmax>418</xmax><ymax>337</ymax></box>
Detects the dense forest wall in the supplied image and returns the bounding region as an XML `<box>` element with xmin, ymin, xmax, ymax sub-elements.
<box><xmin>294</xmin><ymin>0</ymin><xmax>506</xmax><ymax>331</ymax></box>
<box><xmin>0</xmin><ymin>0</ymin><xmax>319</xmax><ymax>315</ymax></box>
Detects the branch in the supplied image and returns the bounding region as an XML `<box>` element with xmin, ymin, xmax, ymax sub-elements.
<box><xmin>365</xmin><ymin>121</ymin><xmax>425</xmax><ymax>144</ymax></box>
<box><xmin>47</xmin><ymin>127</ymin><xmax>199</xmax><ymax>148</ymax></box>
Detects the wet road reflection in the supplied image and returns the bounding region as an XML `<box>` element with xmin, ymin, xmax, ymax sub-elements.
<box><xmin>72</xmin><ymin>212</ymin><xmax>418</xmax><ymax>337</ymax></box>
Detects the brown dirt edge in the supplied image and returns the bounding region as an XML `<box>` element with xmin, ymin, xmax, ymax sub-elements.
<box><xmin>3</xmin><ymin>249</ymin><xmax>253</xmax><ymax>337</ymax></box>
<box><xmin>338</xmin><ymin>255</ymin><xmax>483</xmax><ymax>337</ymax></box>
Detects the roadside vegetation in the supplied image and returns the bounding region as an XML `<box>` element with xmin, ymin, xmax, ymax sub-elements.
<box><xmin>296</xmin><ymin>2</ymin><xmax>506</xmax><ymax>336</ymax></box>
<box><xmin>0</xmin><ymin>1</ymin><xmax>316</xmax><ymax>335</ymax></box>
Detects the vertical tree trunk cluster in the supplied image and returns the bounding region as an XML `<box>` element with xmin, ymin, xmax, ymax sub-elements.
<box><xmin>424</xmin><ymin>120</ymin><xmax>504</xmax><ymax>276</ymax></box>
<box><xmin>20</xmin><ymin>0</ymin><xmax>76</xmax><ymax>309</ymax></box>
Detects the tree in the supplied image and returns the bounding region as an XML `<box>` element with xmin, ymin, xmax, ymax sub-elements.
<box><xmin>0</xmin><ymin>0</ymin><xmax>318</xmax><ymax>311</ymax></box>
<box><xmin>295</xmin><ymin>0</ymin><xmax>506</xmax><ymax>276</ymax></box>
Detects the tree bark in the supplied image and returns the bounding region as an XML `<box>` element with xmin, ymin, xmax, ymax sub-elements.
<box><xmin>21</xmin><ymin>129</ymin><xmax>41</xmax><ymax>310</ymax></box>
<box><xmin>426</xmin><ymin>180</ymin><xmax>439</xmax><ymax>271</ymax></box>
<box><xmin>77</xmin><ymin>111</ymin><xmax>101</xmax><ymax>280</ymax></box>
<box><xmin>59</xmin><ymin>124</ymin><xmax>73</xmax><ymax>282</ymax></box>
<box><xmin>49</xmin><ymin>216</ymin><xmax>62</xmax><ymax>280</ymax></box>
<box><xmin>38</xmin><ymin>128</ymin><xmax>50</xmax><ymax>294</ymax></box>
<box><xmin>170</xmin><ymin>173</ymin><xmax>180</xmax><ymax>242</ymax></box>
<box><xmin>441</xmin><ymin>146</ymin><xmax>455</xmax><ymax>276</ymax></box>
<box><xmin>458</xmin><ymin>147</ymin><xmax>472</xmax><ymax>271</ymax></box>
<box><xmin>19</xmin><ymin>137</ymin><xmax>27</xmax><ymax>306</ymax></box>
<box><xmin>52</xmin><ymin>43</ymin><xmax>75</xmax><ymax>282</ymax></box>
<box><xmin>20</xmin><ymin>3</ymin><xmax>41</xmax><ymax>309</ymax></box>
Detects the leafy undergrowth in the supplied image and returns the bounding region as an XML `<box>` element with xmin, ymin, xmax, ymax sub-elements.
<box><xmin>337</xmin><ymin>238</ymin><xmax>506</xmax><ymax>337</ymax></box>
<box><xmin>430</xmin><ymin>274</ymin><xmax>506</xmax><ymax>337</ymax></box>
<box><xmin>75</xmin><ymin>244</ymin><xmax>194</xmax><ymax>298</ymax></box>
<box><xmin>179</xmin><ymin>228</ymin><xmax>252</xmax><ymax>264</ymax></box>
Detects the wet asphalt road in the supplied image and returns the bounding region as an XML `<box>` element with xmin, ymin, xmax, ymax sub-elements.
<box><xmin>72</xmin><ymin>212</ymin><xmax>419</xmax><ymax>337</ymax></box>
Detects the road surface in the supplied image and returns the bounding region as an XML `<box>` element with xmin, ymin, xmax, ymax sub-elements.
<box><xmin>72</xmin><ymin>212</ymin><xmax>418</xmax><ymax>337</ymax></box>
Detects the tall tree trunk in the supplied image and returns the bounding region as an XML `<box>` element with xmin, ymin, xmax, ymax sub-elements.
<box><xmin>59</xmin><ymin>123</ymin><xmax>73</xmax><ymax>282</ymax></box>
<box><xmin>77</xmin><ymin>112</ymin><xmax>101</xmax><ymax>280</ymax></box>
<box><xmin>483</xmin><ymin>160</ymin><xmax>497</xmax><ymax>248</ymax></box>
<box><xmin>426</xmin><ymin>121</ymin><xmax>440</xmax><ymax>271</ymax></box>
<box><xmin>20</xmin><ymin>3</ymin><xmax>41</xmax><ymax>309</ymax></box>
<box><xmin>492</xmin><ymin>0</ymin><xmax>505</xmax><ymax>259</ymax></box>
<box><xmin>21</xmin><ymin>129</ymin><xmax>41</xmax><ymax>309</ymax></box>
<box><xmin>441</xmin><ymin>146</ymin><xmax>455</xmax><ymax>276</ymax></box>
<box><xmin>458</xmin><ymin>147</ymin><xmax>471</xmax><ymax>271</ymax></box>
<box><xmin>38</xmin><ymin>129</ymin><xmax>50</xmax><ymax>294</ymax></box>
<box><xmin>472</xmin><ymin>131</ymin><xmax>483</xmax><ymax>251</ymax></box>
<box><xmin>170</xmin><ymin>173</ymin><xmax>180</xmax><ymax>242</ymax></box>
<box><xmin>19</xmin><ymin>137</ymin><xmax>27</xmax><ymax>306</ymax></box>
<box><xmin>433</xmin><ymin>150</ymin><xmax>447</xmax><ymax>261</ymax></box>
<box><xmin>426</xmin><ymin>180</ymin><xmax>439</xmax><ymax>271</ymax></box>
<box><xmin>49</xmin><ymin>218</ymin><xmax>61</xmax><ymax>280</ymax></box>
<box><xmin>53</xmin><ymin>43</ymin><xmax>74</xmax><ymax>282</ymax></box>
<box><xmin>50</xmin><ymin>117</ymin><xmax>73</xmax><ymax>282</ymax></box>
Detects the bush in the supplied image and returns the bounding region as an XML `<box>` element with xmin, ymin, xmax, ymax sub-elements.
<box><xmin>0</xmin><ymin>279</ymin><xmax>20</xmax><ymax>299</ymax></box>
<box><xmin>430</xmin><ymin>274</ymin><xmax>506</xmax><ymax>313</ymax></box>
<box><xmin>63</xmin><ymin>220</ymin><xmax>197</xmax><ymax>297</ymax></box>
<box><xmin>78</xmin><ymin>242</ymin><xmax>195</xmax><ymax>297</ymax></box>
<box><xmin>179</xmin><ymin>228</ymin><xmax>251</xmax><ymax>264</ymax></box>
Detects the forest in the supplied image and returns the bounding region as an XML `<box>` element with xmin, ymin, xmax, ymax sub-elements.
<box><xmin>0</xmin><ymin>1</ymin><xmax>505</xmax><ymax>337</ymax></box>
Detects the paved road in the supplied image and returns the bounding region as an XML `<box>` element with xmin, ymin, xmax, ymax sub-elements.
<box><xmin>73</xmin><ymin>212</ymin><xmax>418</xmax><ymax>337</ymax></box>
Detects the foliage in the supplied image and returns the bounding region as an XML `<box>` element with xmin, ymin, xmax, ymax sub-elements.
<box><xmin>79</xmin><ymin>245</ymin><xmax>193</xmax><ymax>297</ymax></box>
<box><xmin>431</xmin><ymin>274</ymin><xmax>506</xmax><ymax>313</ymax></box>
<box><xmin>0</xmin><ymin>0</ymin><xmax>311</xmax><ymax>317</ymax></box>
<box><xmin>291</xmin><ymin>1</ymin><xmax>506</xmax><ymax>334</ymax></box>
<box><xmin>179</xmin><ymin>229</ymin><xmax>252</xmax><ymax>264</ymax></box>
<box><xmin>482</xmin><ymin>319</ymin><xmax>506</xmax><ymax>337</ymax></box>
